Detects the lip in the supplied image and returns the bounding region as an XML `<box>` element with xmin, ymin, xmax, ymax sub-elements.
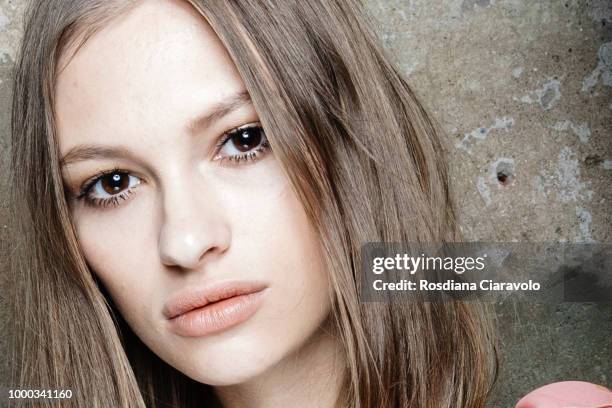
<box><xmin>164</xmin><ymin>280</ymin><xmax>268</xmax><ymax>337</ymax></box>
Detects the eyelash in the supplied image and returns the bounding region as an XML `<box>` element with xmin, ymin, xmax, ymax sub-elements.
<box><xmin>213</xmin><ymin>123</ymin><xmax>270</xmax><ymax>166</ymax></box>
<box><xmin>75</xmin><ymin>168</ymin><xmax>136</xmax><ymax>209</ymax></box>
<box><xmin>73</xmin><ymin>123</ymin><xmax>270</xmax><ymax>209</ymax></box>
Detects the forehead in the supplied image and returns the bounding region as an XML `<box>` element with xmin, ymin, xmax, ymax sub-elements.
<box><xmin>55</xmin><ymin>0</ymin><xmax>245</xmax><ymax>151</ymax></box>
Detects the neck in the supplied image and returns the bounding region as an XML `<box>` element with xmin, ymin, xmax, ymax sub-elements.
<box><xmin>213</xmin><ymin>322</ymin><xmax>345</xmax><ymax>408</ymax></box>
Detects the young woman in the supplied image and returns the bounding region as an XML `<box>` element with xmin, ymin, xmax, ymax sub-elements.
<box><xmin>9</xmin><ymin>0</ymin><xmax>499</xmax><ymax>406</ymax></box>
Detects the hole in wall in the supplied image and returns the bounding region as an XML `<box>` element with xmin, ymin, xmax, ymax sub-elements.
<box><xmin>497</xmin><ymin>172</ymin><xmax>510</xmax><ymax>185</ymax></box>
<box><xmin>495</xmin><ymin>161</ymin><xmax>515</xmax><ymax>186</ymax></box>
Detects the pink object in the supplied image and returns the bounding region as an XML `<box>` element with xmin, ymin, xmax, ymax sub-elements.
<box><xmin>516</xmin><ymin>381</ymin><xmax>612</xmax><ymax>408</ymax></box>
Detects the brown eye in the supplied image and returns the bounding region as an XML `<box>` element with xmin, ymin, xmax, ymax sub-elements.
<box><xmin>100</xmin><ymin>172</ymin><xmax>130</xmax><ymax>194</ymax></box>
<box><xmin>85</xmin><ymin>171</ymin><xmax>141</xmax><ymax>200</ymax></box>
<box><xmin>216</xmin><ymin>124</ymin><xmax>270</xmax><ymax>164</ymax></box>
<box><xmin>230</xmin><ymin>127</ymin><xmax>264</xmax><ymax>152</ymax></box>
<box><xmin>76</xmin><ymin>169</ymin><xmax>141</xmax><ymax>209</ymax></box>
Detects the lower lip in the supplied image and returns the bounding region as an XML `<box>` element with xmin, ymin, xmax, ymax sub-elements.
<box><xmin>167</xmin><ymin>289</ymin><xmax>267</xmax><ymax>337</ymax></box>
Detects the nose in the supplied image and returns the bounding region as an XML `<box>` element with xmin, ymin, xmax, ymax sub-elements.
<box><xmin>158</xmin><ymin>181</ymin><xmax>231</xmax><ymax>270</ymax></box>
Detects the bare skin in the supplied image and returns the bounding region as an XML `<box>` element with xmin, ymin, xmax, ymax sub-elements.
<box><xmin>56</xmin><ymin>0</ymin><xmax>343</xmax><ymax>406</ymax></box>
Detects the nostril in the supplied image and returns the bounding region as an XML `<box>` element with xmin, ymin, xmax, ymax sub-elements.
<box><xmin>158</xmin><ymin>217</ymin><xmax>232</xmax><ymax>271</ymax></box>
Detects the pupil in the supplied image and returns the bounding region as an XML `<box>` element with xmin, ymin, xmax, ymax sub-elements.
<box><xmin>101</xmin><ymin>172</ymin><xmax>128</xmax><ymax>194</ymax></box>
<box><xmin>233</xmin><ymin>128</ymin><xmax>262</xmax><ymax>152</ymax></box>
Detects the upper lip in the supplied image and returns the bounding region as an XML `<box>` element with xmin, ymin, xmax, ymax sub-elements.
<box><xmin>163</xmin><ymin>280</ymin><xmax>268</xmax><ymax>320</ymax></box>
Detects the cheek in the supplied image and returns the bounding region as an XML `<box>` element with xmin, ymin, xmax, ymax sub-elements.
<box><xmin>223</xmin><ymin>160</ymin><xmax>331</xmax><ymax>297</ymax></box>
<box><xmin>73</xmin><ymin>199</ymin><xmax>162</xmax><ymax>329</ymax></box>
<box><xmin>222</xmin><ymin>162</ymin><xmax>332</xmax><ymax>341</ymax></box>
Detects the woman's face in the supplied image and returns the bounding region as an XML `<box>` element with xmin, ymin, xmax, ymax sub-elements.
<box><xmin>56</xmin><ymin>0</ymin><xmax>332</xmax><ymax>386</ymax></box>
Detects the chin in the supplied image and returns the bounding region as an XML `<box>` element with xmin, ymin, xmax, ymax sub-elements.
<box><xmin>171</xmin><ymin>334</ymin><xmax>284</xmax><ymax>386</ymax></box>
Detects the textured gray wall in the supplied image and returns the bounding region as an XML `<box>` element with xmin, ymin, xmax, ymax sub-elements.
<box><xmin>1</xmin><ymin>0</ymin><xmax>610</xmax><ymax>407</ymax></box>
<box><xmin>0</xmin><ymin>0</ymin><xmax>28</xmax><ymax>404</ymax></box>
<box><xmin>363</xmin><ymin>1</ymin><xmax>612</xmax><ymax>405</ymax></box>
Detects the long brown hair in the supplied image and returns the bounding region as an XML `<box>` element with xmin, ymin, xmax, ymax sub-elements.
<box><xmin>9</xmin><ymin>0</ymin><xmax>498</xmax><ymax>407</ymax></box>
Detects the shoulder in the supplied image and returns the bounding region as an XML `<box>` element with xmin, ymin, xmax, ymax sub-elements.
<box><xmin>515</xmin><ymin>381</ymin><xmax>612</xmax><ymax>408</ymax></box>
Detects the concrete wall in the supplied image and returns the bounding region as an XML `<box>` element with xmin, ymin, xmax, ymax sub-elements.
<box><xmin>1</xmin><ymin>0</ymin><xmax>610</xmax><ymax>406</ymax></box>
<box><xmin>0</xmin><ymin>0</ymin><xmax>28</xmax><ymax>405</ymax></box>
<box><xmin>363</xmin><ymin>1</ymin><xmax>611</xmax><ymax>404</ymax></box>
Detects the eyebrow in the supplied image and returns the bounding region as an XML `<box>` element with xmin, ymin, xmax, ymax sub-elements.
<box><xmin>60</xmin><ymin>145</ymin><xmax>134</xmax><ymax>168</ymax></box>
<box><xmin>60</xmin><ymin>90</ymin><xmax>253</xmax><ymax>168</ymax></box>
<box><xmin>187</xmin><ymin>90</ymin><xmax>252</xmax><ymax>133</ymax></box>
